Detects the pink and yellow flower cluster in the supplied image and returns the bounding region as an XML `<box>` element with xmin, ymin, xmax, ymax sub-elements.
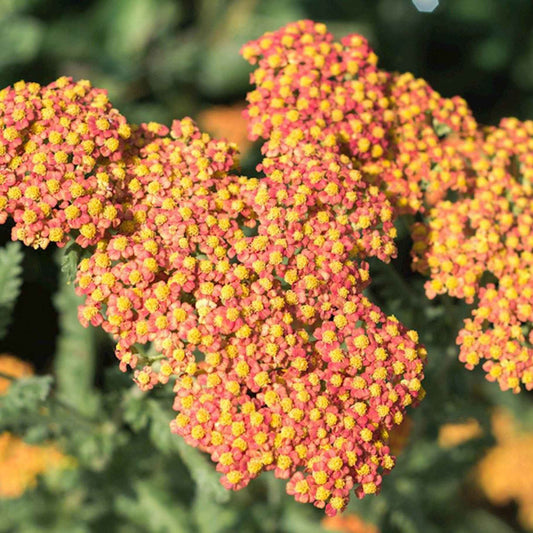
<box><xmin>0</xmin><ymin>20</ymin><xmax>473</xmax><ymax>516</ymax></box>
<box><xmin>242</xmin><ymin>19</ymin><xmax>533</xmax><ymax>394</ymax></box>
<box><xmin>413</xmin><ymin>119</ymin><xmax>533</xmax><ymax>392</ymax></box>
<box><xmin>0</xmin><ymin>77</ymin><xmax>131</xmax><ymax>249</ymax></box>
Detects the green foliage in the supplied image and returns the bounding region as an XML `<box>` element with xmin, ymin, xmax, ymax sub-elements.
<box><xmin>0</xmin><ymin>242</ymin><xmax>23</xmax><ymax>340</ymax></box>
<box><xmin>54</xmin><ymin>255</ymin><xmax>98</xmax><ymax>416</ymax></box>
<box><xmin>60</xmin><ymin>241</ymin><xmax>90</xmax><ymax>285</ymax></box>
<box><xmin>0</xmin><ymin>375</ymin><xmax>52</xmax><ymax>423</ymax></box>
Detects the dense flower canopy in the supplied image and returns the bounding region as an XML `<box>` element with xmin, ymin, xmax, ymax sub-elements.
<box><xmin>0</xmin><ymin>77</ymin><xmax>131</xmax><ymax>249</ymax></box>
<box><xmin>414</xmin><ymin>119</ymin><xmax>533</xmax><ymax>392</ymax></box>
<box><xmin>0</xmin><ymin>67</ymin><xmax>426</xmax><ymax>515</ymax></box>
<box><xmin>7</xmin><ymin>15</ymin><xmax>533</xmax><ymax>516</ymax></box>
<box><xmin>241</xmin><ymin>19</ymin><xmax>533</xmax><ymax>394</ymax></box>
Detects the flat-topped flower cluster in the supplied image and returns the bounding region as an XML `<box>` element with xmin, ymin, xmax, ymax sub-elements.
<box><xmin>414</xmin><ymin>119</ymin><xmax>533</xmax><ymax>393</ymax></box>
<box><xmin>243</xmin><ymin>19</ymin><xmax>533</xmax><ymax>394</ymax></box>
<box><xmin>0</xmin><ymin>65</ymin><xmax>425</xmax><ymax>516</ymax></box>
<box><xmin>17</xmin><ymin>18</ymin><xmax>533</xmax><ymax>515</ymax></box>
<box><xmin>0</xmin><ymin>77</ymin><xmax>131</xmax><ymax>249</ymax></box>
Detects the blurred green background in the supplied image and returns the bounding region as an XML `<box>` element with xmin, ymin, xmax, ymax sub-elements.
<box><xmin>2</xmin><ymin>1</ymin><xmax>533</xmax><ymax>532</ymax></box>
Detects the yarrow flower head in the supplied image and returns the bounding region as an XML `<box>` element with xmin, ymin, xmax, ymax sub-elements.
<box><xmin>412</xmin><ymin>118</ymin><xmax>533</xmax><ymax>392</ymax></box>
<box><xmin>75</xmin><ymin>118</ymin><xmax>248</xmax><ymax>377</ymax></box>
<box><xmin>0</xmin><ymin>77</ymin><xmax>131</xmax><ymax>249</ymax></box>
<box><xmin>238</xmin><ymin>22</ymin><xmax>533</xmax><ymax>395</ymax></box>
<box><xmin>242</xmin><ymin>20</ymin><xmax>391</xmax><ymax>164</ymax></box>
<box><xmin>382</xmin><ymin>72</ymin><xmax>478</xmax><ymax>213</ymax></box>
<box><xmin>72</xmin><ymin>113</ymin><xmax>426</xmax><ymax>515</ymax></box>
<box><xmin>0</xmin><ymin>22</ymin><xmax>428</xmax><ymax>516</ymax></box>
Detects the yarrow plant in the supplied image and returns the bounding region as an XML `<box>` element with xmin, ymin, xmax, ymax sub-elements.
<box><xmin>0</xmin><ymin>18</ymin><xmax>530</xmax><ymax>517</ymax></box>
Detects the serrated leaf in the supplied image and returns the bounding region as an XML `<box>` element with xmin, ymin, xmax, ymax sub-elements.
<box><xmin>0</xmin><ymin>375</ymin><xmax>53</xmax><ymax>421</ymax></box>
<box><xmin>122</xmin><ymin>387</ymin><xmax>150</xmax><ymax>432</ymax></box>
<box><xmin>0</xmin><ymin>241</ymin><xmax>23</xmax><ymax>340</ymax></box>
<box><xmin>147</xmin><ymin>399</ymin><xmax>179</xmax><ymax>454</ymax></box>
<box><xmin>192</xmin><ymin>488</ymin><xmax>237</xmax><ymax>533</ymax></box>
<box><xmin>115</xmin><ymin>480</ymin><xmax>192</xmax><ymax>533</ymax></box>
<box><xmin>54</xmin><ymin>266</ymin><xmax>98</xmax><ymax>416</ymax></box>
<box><xmin>280</xmin><ymin>499</ymin><xmax>331</xmax><ymax>533</ymax></box>
<box><xmin>60</xmin><ymin>241</ymin><xmax>87</xmax><ymax>284</ymax></box>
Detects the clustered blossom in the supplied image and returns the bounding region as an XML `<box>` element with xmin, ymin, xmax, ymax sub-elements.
<box><xmin>382</xmin><ymin>72</ymin><xmax>478</xmax><ymax>213</ymax></box>
<box><xmin>0</xmin><ymin>25</ymin><xmax>429</xmax><ymax>515</ymax></box>
<box><xmin>73</xmin><ymin>112</ymin><xmax>425</xmax><ymax>514</ymax></box>
<box><xmin>242</xmin><ymin>20</ymin><xmax>478</xmax><ymax>218</ymax></box>
<box><xmin>0</xmin><ymin>355</ymin><xmax>72</xmax><ymax>499</ymax></box>
<box><xmin>75</xmin><ymin>118</ymin><xmax>248</xmax><ymax>379</ymax></box>
<box><xmin>192</xmin><ymin>20</ymin><xmax>424</xmax><ymax>514</ymax></box>
<box><xmin>0</xmin><ymin>17</ymin><xmax>530</xmax><ymax>517</ymax></box>
<box><xmin>0</xmin><ymin>77</ymin><xmax>131</xmax><ymax>249</ymax></box>
<box><xmin>411</xmin><ymin>118</ymin><xmax>533</xmax><ymax>392</ymax></box>
<box><xmin>242</xmin><ymin>20</ymin><xmax>533</xmax><ymax>394</ymax></box>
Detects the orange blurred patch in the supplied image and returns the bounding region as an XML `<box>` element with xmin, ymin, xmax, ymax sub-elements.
<box><xmin>197</xmin><ymin>103</ymin><xmax>252</xmax><ymax>155</ymax></box>
<box><xmin>0</xmin><ymin>354</ymin><xmax>74</xmax><ymax>499</ymax></box>
<box><xmin>322</xmin><ymin>513</ymin><xmax>380</xmax><ymax>533</ymax></box>
<box><xmin>0</xmin><ymin>354</ymin><xmax>33</xmax><ymax>395</ymax></box>
<box><xmin>477</xmin><ymin>409</ymin><xmax>533</xmax><ymax>530</ymax></box>
<box><xmin>438</xmin><ymin>418</ymin><xmax>482</xmax><ymax>448</ymax></box>
<box><xmin>0</xmin><ymin>432</ymin><xmax>73</xmax><ymax>499</ymax></box>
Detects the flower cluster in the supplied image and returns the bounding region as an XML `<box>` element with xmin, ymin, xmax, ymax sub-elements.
<box><xmin>0</xmin><ymin>77</ymin><xmax>131</xmax><ymax>249</ymax></box>
<box><xmin>241</xmin><ymin>19</ymin><xmax>533</xmax><ymax>393</ymax></box>
<box><xmin>242</xmin><ymin>20</ymin><xmax>478</xmax><ymax>218</ymax></box>
<box><xmin>75</xmin><ymin>118</ymin><xmax>247</xmax><ymax>379</ymax></box>
<box><xmin>383</xmin><ymin>72</ymin><xmax>478</xmax><ymax>213</ymax></box>
<box><xmin>412</xmin><ymin>118</ymin><xmax>533</xmax><ymax>392</ymax></box>
<box><xmin>73</xmin><ymin>112</ymin><xmax>425</xmax><ymax>514</ymax></box>
<box><xmin>0</xmin><ymin>355</ymin><xmax>72</xmax><ymax>499</ymax></box>
<box><xmin>0</xmin><ymin>28</ymin><xmax>427</xmax><ymax>515</ymax></box>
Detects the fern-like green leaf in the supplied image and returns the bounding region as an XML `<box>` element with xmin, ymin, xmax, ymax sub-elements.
<box><xmin>54</xmin><ymin>256</ymin><xmax>98</xmax><ymax>416</ymax></box>
<box><xmin>0</xmin><ymin>241</ymin><xmax>23</xmax><ymax>340</ymax></box>
<box><xmin>60</xmin><ymin>240</ymin><xmax>83</xmax><ymax>284</ymax></box>
<box><xmin>0</xmin><ymin>375</ymin><xmax>53</xmax><ymax>425</ymax></box>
